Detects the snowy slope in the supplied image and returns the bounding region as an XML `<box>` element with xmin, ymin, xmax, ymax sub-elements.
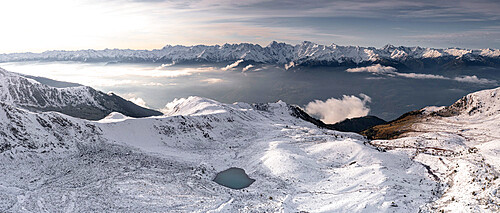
<box><xmin>1</xmin><ymin>76</ymin><xmax>499</xmax><ymax>212</ymax></box>
<box><xmin>370</xmin><ymin>87</ymin><xmax>500</xmax><ymax>212</ymax></box>
<box><xmin>0</xmin><ymin>67</ymin><xmax>161</xmax><ymax>120</ymax></box>
<box><xmin>437</xmin><ymin>87</ymin><xmax>500</xmax><ymax>117</ymax></box>
<box><xmin>0</xmin><ymin>95</ymin><xmax>443</xmax><ymax>212</ymax></box>
<box><xmin>1</xmin><ymin>41</ymin><xmax>499</xmax><ymax>67</ymax></box>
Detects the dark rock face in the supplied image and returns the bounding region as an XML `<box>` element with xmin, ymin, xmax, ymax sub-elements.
<box><xmin>288</xmin><ymin>105</ymin><xmax>385</xmax><ymax>133</ymax></box>
<box><xmin>20</xmin><ymin>88</ymin><xmax>163</xmax><ymax>120</ymax></box>
<box><xmin>23</xmin><ymin>90</ymin><xmax>163</xmax><ymax>120</ymax></box>
<box><xmin>288</xmin><ymin>105</ymin><xmax>331</xmax><ymax>129</ymax></box>
<box><xmin>93</xmin><ymin>92</ymin><xmax>163</xmax><ymax>119</ymax></box>
<box><xmin>361</xmin><ymin>110</ymin><xmax>424</xmax><ymax>140</ymax></box>
<box><xmin>19</xmin><ymin>74</ymin><xmax>83</xmax><ymax>88</ymax></box>
<box><xmin>432</xmin><ymin>96</ymin><xmax>471</xmax><ymax>117</ymax></box>
<box><xmin>331</xmin><ymin>116</ymin><xmax>387</xmax><ymax>133</ymax></box>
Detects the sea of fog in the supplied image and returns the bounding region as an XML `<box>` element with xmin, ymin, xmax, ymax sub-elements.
<box><xmin>0</xmin><ymin>61</ymin><xmax>498</xmax><ymax>122</ymax></box>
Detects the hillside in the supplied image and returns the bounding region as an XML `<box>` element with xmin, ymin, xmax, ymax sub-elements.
<box><xmin>365</xmin><ymin>87</ymin><xmax>500</xmax><ymax>212</ymax></box>
<box><xmin>0</xmin><ymin>76</ymin><xmax>499</xmax><ymax>211</ymax></box>
<box><xmin>0</xmin><ymin>96</ymin><xmax>443</xmax><ymax>212</ymax></box>
<box><xmin>0</xmin><ymin>67</ymin><xmax>162</xmax><ymax>120</ymax></box>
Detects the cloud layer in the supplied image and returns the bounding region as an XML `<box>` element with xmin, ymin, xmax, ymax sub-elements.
<box><xmin>221</xmin><ymin>59</ymin><xmax>244</xmax><ymax>71</ymax></box>
<box><xmin>305</xmin><ymin>94</ymin><xmax>371</xmax><ymax>124</ymax></box>
<box><xmin>200</xmin><ymin>78</ymin><xmax>224</xmax><ymax>84</ymax></box>
<box><xmin>346</xmin><ymin>64</ymin><xmax>397</xmax><ymax>73</ymax></box>
<box><xmin>2</xmin><ymin>0</ymin><xmax>499</xmax><ymax>53</ymax></box>
<box><xmin>453</xmin><ymin>75</ymin><xmax>497</xmax><ymax>84</ymax></box>
<box><xmin>242</xmin><ymin>64</ymin><xmax>254</xmax><ymax>72</ymax></box>
<box><xmin>347</xmin><ymin>64</ymin><xmax>496</xmax><ymax>84</ymax></box>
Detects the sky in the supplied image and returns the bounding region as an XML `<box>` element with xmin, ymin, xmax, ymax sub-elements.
<box><xmin>0</xmin><ymin>0</ymin><xmax>499</xmax><ymax>53</ymax></box>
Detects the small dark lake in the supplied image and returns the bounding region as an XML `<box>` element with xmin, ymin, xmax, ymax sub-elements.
<box><xmin>213</xmin><ymin>167</ymin><xmax>255</xmax><ymax>189</ymax></box>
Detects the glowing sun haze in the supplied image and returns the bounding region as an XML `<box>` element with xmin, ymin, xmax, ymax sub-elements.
<box><xmin>0</xmin><ymin>0</ymin><xmax>499</xmax><ymax>53</ymax></box>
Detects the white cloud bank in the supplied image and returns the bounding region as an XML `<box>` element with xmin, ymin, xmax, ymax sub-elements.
<box><xmin>453</xmin><ymin>75</ymin><xmax>497</xmax><ymax>84</ymax></box>
<box><xmin>396</xmin><ymin>73</ymin><xmax>447</xmax><ymax>80</ymax></box>
<box><xmin>221</xmin><ymin>59</ymin><xmax>244</xmax><ymax>71</ymax></box>
<box><xmin>128</xmin><ymin>97</ymin><xmax>147</xmax><ymax>108</ymax></box>
<box><xmin>200</xmin><ymin>78</ymin><xmax>224</xmax><ymax>84</ymax></box>
<box><xmin>346</xmin><ymin>64</ymin><xmax>397</xmax><ymax>73</ymax></box>
<box><xmin>305</xmin><ymin>94</ymin><xmax>372</xmax><ymax>124</ymax></box>
<box><xmin>242</xmin><ymin>64</ymin><xmax>254</xmax><ymax>72</ymax></box>
<box><xmin>347</xmin><ymin>64</ymin><xmax>496</xmax><ymax>84</ymax></box>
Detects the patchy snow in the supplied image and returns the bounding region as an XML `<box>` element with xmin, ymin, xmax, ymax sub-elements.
<box><xmin>371</xmin><ymin>87</ymin><xmax>500</xmax><ymax>212</ymax></box>
<box><xmin>422</xmin><ymin>106</ymin><xmax>446</xmax><ymax>115</ymax></box>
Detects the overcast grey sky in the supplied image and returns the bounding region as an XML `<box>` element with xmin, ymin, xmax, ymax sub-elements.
<box><xmin>0</xmin><ymin>0</ymin><xmax>499</xmax><ymax>53</ymax></box>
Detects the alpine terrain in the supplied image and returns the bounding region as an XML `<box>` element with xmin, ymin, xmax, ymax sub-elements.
<box><xmin>1</xmin><ymin>41</ymin><xmax>499</xmax><ymax>70</ymax></box>
<box><xmin>0</xmin><ymin>68</ymin><xmax>498</xmax><ymax>212</ymax></box>
<box><xmin>0</xmin><ymin>68</ymin><xmax>161</xmax><ymax>120</ymax></box>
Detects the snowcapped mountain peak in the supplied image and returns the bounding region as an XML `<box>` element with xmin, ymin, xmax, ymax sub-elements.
<box><xmin>266</xmin><ymin>40</ymin><xmax>287</xmax><ymax>48</ymax></box>
<box><xmin>300</xmin><ymin>40</ymin><xmax>315</xmax><ymax>45</ymax></box>
<box><xmin>163</xmin><ymin>96</ymin><xmax>230</xmax><ymax>116</ymax></box>
<box><xmin>382</xmin><ymin>44</ymin><xmax>395</xmax><ymax>50</ymax></box>
<box><xmin>162</xmin><ymin>96</ymin><xmax>293</xmax><ymax>118</ymax></box>
<box><xmin>1</xmin><ymin>42</ymin><xmax>499</xmax><ymax>68</ymax></box>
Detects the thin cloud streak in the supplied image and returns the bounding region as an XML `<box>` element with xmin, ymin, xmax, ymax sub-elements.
<box><xmin>347</xmin><ymin>64</ymin><xmax>497</xmax><ymax>84</ymax></box>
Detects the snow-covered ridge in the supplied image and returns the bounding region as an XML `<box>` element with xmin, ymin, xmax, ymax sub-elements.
<box><xmin>436</xmin><ymin>87</ymin><xmax>500</xmax><ymax>117</ymax></box>
<box><xmin>367</xmin><ymin>86</ymin><xmax>500</xmax><ymax>211</ymax></box>
<box><xmin>0</xmin><ymin>67</ymin><xmax>102</xmax><ymax>109</ymax></box>
<box><xmin>0</xmin><ymin>67</ymin><xmax>162</xmax><ymax>120</ymax></box>
<box><xmin>2</xmin><ymin>85</ymin><xmax>500</xmax><ymax>211</ymax></box>
<box><xmin>1</xmin><ymin>41</ymin><xmax>499</xmax><ymax>66</ymax></box>
<box><xmin>0</xmin><ymin>94</ymin><xmax>442</xmax><ymax>212</ymax></box>
<box><xmin>162</xmin><ymin>96</ymin><xmax>289</xmax><ymax>117</ymax></box>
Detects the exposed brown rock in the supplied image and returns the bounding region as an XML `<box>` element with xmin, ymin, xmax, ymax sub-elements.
<box><xmin>361</xmin><ymin>110</ymin><xmax>425</xmax><ymax>140</ymax></box>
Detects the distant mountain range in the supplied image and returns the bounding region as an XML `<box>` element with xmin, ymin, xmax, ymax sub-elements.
<box><xmin>1</xmin><ymin>41</ymin><xmax>500</xmax><ymax>69</ymax></box>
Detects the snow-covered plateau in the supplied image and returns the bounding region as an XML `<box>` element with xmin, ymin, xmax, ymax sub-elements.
<box><xmin>1</xmin><ymin>41</ymin><xmax>499</xmax><ymax>68</ymax></box>
<box><xmin>0</xmin><ymin>68</ymin><xmax>499</xmax><ymax>212</ymax></box>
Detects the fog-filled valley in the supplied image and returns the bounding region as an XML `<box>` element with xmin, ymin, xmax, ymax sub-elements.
<box><xmin>1</xmin><ymin>61</ymin><xmax>498</xmax><ymax>122</ymax></box>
